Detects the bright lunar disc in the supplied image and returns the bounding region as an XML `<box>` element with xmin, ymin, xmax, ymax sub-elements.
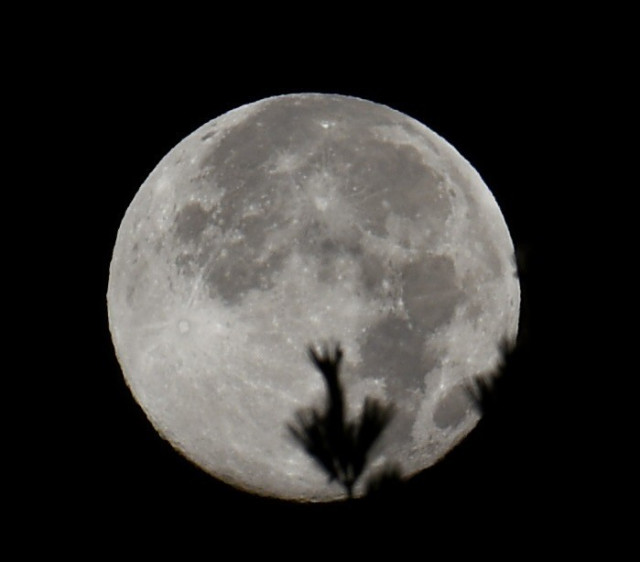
<box><xmin>107</xmin><ymin>94</ymin><xmax>519</xmax><ymax>501</ymax></box>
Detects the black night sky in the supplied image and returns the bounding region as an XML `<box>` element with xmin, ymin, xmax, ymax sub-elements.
<box><xmin>31</xmin><ymin>30</ymin><xmax>616</xmax><ymax>553</ymax></box>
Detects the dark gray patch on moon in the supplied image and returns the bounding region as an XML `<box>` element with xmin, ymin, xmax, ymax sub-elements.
<box><xmin>314</xmin><ymin>239</ymin><xmax>350</xmax><ymax>284</ymax></box>
<box><xmin>402</xmin><ymin>255</ymin><xmax>464</xmax><ymax>333</ymax></box>
<box><xmin>359</xmin><ymin>252</ymin><xmax>388</xmax><ymax>296</ymax></box>
<box><xmin>174</xmin><ymin>202</ymin><xmax>212</xmax><ymax>244</ymax></box>
<box><xmin>358</xmin><ymin>316</ymin><xmax>436</xmax><ymax>398</ymax></box>
<box><xmin>433</xmin><ymin>385</ymin><xmax>473</xmax><ymax>429</ymax></box>
<box><xmin>171</xmin><ymin>201</ymin><xmax>291</xmax><ymax>305</ymax></box>
<box><xmin>202</xmin><ymin>127</ymin><xmax>273</xmax><ymax>192</ymax></box>
<box><xmin>297</xmin><ymin>224</ymin><xmax>364</xmax><ymax>284</ymax></box>
<box><xmin>356</xmin><ymin>141</ymin><xmax>446</xmax><ymax>223</ymax></box>
<box><xmin>170</xmin><ymin>167</ymin><xmax>291</xmax><ymax>304</ymax></box>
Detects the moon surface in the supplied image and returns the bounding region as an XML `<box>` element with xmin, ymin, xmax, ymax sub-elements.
<box><xmin>107</xmin><ymin>93</ymin><xmax>519</xmax><ymax>501</ymax></box>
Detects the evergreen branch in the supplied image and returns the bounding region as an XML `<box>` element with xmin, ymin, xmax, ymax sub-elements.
<box><xmin>288</xmin><ymin>342</ymin><xmax>396</xmax><ymax>497</ymax></box>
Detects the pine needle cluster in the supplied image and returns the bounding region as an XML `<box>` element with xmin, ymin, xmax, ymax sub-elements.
<box><xmin>288</xmin><ymin>344</ymin><xmax>395</xmax><ymax>498</ymax></box>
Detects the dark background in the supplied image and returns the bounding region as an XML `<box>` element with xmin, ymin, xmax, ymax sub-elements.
<box><xmin>29</xmin><ymin>27</ymin><xmax>618</xmax><ymax>552</ymax></box>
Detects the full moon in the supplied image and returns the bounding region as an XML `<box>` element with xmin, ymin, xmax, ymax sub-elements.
<box><xmin>107</xmin><ymin>93</ymin><xmax>519</xmax><ymax>501</ymax></box>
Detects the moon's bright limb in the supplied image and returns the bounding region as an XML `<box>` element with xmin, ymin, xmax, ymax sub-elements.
<box><xmin>107</xmin><ymin>94</ymin><xmax>520</xmax><ymax>501</ymax></box>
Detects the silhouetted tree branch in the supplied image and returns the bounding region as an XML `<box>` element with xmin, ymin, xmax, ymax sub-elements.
<box><xmin>465</xmin><ymin>338</ymin><xmax>518</xmax><ymax>416</ymax></box>
<box><xmin>288</xmin><ymin>343</ymin><xmax>396</xmax><ymax>498</ymax></box>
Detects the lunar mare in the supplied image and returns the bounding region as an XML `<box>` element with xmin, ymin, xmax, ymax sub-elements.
<box><xmin>108</xmin><ymin>94</ymin><xmax>519</xmax><ymax>500</ymax></box>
